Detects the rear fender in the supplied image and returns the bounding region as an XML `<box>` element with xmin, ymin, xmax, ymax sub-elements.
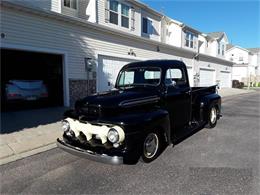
<box><xmin>198</xmin><ymin>93</ymin><xmax>221</xmax><ymax>121</ymax></box>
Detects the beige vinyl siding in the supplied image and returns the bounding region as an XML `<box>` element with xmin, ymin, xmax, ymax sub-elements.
<box><xmin>1</xmin><ymin>7</ymin><xmax>184</xmax><ymax>79</ymax></box>
<box><xmin>1</xmin><ymin>6</ymin><xmax>232</xmax><ymax>85</ymax></box>
<box><xmin>7</xmin><ymin>0</ymin><xmax>61</xmax><ymax>13</ymax></box>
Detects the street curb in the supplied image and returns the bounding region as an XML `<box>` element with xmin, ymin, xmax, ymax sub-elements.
<box><xmin>0</xmin><ymin>143</ymin><xmax>57</xmax><ymax>166</ymax></box>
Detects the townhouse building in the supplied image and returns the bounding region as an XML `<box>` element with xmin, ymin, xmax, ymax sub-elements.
<box><xmin>226</xmin><ymin>45</ymin><xmax>260</xmax><ymax>86</ymax></box>
<box><xmin>161</xmin><ymin>17</ymin><xmax>231</xmax><ymax>88</ymax></box>
<box><xmin>1</xmin><ymin>0</ymin><xmax>233</xmax><ymax>110</ymax></box>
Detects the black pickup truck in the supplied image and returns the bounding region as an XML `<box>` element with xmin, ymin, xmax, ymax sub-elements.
<box><xmin>57</xmin><ymin>60</ymin><xmax>221</xmax><ymax>164</ymax></box>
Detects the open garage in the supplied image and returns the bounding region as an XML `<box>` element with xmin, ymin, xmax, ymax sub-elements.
<box><xmin>1</xmin><ymin>49</ymin><xmax>64</xmax><ymax>111</ymax></box>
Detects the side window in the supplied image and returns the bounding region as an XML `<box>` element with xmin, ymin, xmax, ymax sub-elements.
<box><xmin>165</xmin><ymin>68</ymin><xmax>187</xmax><ymax>86</ymax></box>
<box><xmin>119</xmin><ymin>71</ymin><xmax>134</xmax><ymax>85</ymax></box>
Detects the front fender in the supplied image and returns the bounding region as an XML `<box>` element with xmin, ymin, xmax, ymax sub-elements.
<box><xmin>99</xmin><ymin>109</ymin><xmax>171</xmax><ymax>143</ymax></box>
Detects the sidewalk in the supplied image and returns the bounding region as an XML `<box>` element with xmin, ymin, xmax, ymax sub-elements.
<box><xmin>0</xmin><ymin>88</ymin><xmax>256</xmax><ymax>165</ymax></box>
<box><xmin>0</xmin><ymin>107</ymin><xmax>66</xmax><ymax>165</ymax></box>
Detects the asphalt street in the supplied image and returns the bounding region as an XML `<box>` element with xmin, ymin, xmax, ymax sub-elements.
<box><xmin>1</xmin><ymin>92</ymin><xmax>259</xmax><ymax>194</ymax></box>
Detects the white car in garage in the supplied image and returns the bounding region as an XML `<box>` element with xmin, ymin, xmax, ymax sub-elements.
<box><xmin>5</xmin><ymin>80</ymin><xmax>48</xmax><ymax>101</ymax></box>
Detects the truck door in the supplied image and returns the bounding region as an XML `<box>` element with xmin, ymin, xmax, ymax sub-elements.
<box><xmin>164</xmin><ymin>67</ymin><xmax>191</xmax><ymax>139</ymax></box>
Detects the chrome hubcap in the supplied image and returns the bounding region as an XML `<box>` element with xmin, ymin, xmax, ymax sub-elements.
<box><xmin>144</xmin><ymin>133</ymin><xmax>159</xmax><ymax>159</ymax></box>
<box><xmin>210</xmin><ymin>107</ymin><xmax>217</xmax><ymax>124</ymax></box>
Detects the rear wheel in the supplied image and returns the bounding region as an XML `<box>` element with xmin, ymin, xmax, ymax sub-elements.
<box><xmin>141</xmin><ymin>131</ymin><xmax>165</xmax><ymax>163</ymax></box>
<box><xmin>206</xmin><ymin>105</ymin><xmax>218</xmax><ymax>128</ymax></box>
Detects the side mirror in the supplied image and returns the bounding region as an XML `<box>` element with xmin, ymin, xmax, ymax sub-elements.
<box><xmin>165</xmin><ymin>79</ymin><xmax>176</xmax><ymax>87</ymax></box>
<box><xmin>170</xmin><ymin>80</ymin><xmax>177</xmax><ymax>87</ymax></box>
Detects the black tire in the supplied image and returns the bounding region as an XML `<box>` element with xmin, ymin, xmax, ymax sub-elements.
<box><xmin>206</xmin><ymin>105</ymin><xmax>218</xmax><ymax>129</ymax></box>
<box><xmin>140</xmin><ymin>131</ymin><xmax>165</xmax><ymax>163</ymax></box>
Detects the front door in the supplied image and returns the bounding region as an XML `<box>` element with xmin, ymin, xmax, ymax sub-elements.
<box><xmin>164</xmin><ymin>67</ymin><xmax>191</xmax><ymax>139</ymax></box>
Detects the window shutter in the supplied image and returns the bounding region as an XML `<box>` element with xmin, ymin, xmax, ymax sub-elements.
<box><xmin>105</xmin><ymin>0</ymin><xmax>109</xmax><ymax>23</ymax></box>
<box><xmin>131</xmin><ymin>7</ymin><xmax>135</xmax><ymax>31</ymax></box>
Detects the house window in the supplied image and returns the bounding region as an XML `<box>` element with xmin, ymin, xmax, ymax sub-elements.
<box><xmin>64</xmin><ymin>0</ymin><xmax>77</xmax><ymax>9</ymax></box>
<box><xmin>109</xmin><ymin>0</ymin><xmax>118</xmax><ymax>25</ymax></box>
<box><xmin>142</xmin><ymin>18</ymin><xmax>148</xmax><ymax>34</ymax></box>
<box><xmin>222</xmin><ymin>45</ymin><xmax>224</xmax><ymax>55</ymax></box>
<box><xmin>239</xmin><ymin>56</ymin><xmax>243</xmax><ymax>61</ymax></box>
<box><xmin>185</xmin><ymin>31</ymin><xmax>194</xmax><ymax>48</ymax></box>
<box><xmin>218</xmin><ymin>42</ymin><xmax>221</xmax><ymax>55</ymax></box>
<box><xmin>121</xmin><ymin>4</ymin><xmax>129</xmax><ymax>28</ymax></box>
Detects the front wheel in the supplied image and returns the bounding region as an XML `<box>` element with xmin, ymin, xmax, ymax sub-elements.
<box><xmin>206</xmin><ymin>105</ymin><xmax>218</xmax><ymax>128</ymax></box>
<box><xmin>140</xmin><ymin>131</ymin><xmax>164</xmax><ymax>163</ymax></box>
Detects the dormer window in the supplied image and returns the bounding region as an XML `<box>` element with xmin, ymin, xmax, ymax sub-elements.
<box><xmin>121</xmin><ymin>4</ymin><xmax>130</xmax><ymax>28</ymax></box>
<box><xmin>64</xmin><ymin>0</ymin><xmax>77</xmax><ymax>9</ymax></box>
<box><xmin>142</xmin><ymin>18</ymin><xmax>148</xmax><ymax>34</ymax></box>
<box><xmin>185</xmin><ymin>31</ymin><xmax>194</xmax><ymax>48</ymax></box>
<box><xmin>218</xmin><ymin>42</ymin><xmax>221</xmax><ymax>55</ymax></box>
<box><xmin>106</xmin><ymin>1</ymin><xmax>132</xmax><ymax>29</ymax></box>
<box><xmin>109</xmin><ymin>0</ymin><xmax>119</xmax><ymax>25</ymax></box>
<box><xmin>222</xmin><ymin>45</ymin><xmax>225</xmax><ymax>56</ymax></box>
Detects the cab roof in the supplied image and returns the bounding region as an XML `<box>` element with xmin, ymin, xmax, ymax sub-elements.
<box><xmin>122</xmin><ymin>60</ymin><xmax>186</xmax><ymax>70</ymax></box>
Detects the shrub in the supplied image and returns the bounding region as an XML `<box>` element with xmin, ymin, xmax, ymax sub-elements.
<box><xmin>239</xmin><ymin>82</ymin><xmax>244</xmax><ymax>89</ymax></box>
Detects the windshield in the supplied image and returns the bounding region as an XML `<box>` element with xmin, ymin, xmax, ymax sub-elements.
<box><xmin>117</xmin><ymin>67</ymin><xmax>161</xmax><ymax>88</ymax></box>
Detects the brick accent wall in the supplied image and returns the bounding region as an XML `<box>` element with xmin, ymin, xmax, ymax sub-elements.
<box><xmin>69</xmin><ymin>79</ymin><xmax>96</xmax><ymax>107</ymax></box>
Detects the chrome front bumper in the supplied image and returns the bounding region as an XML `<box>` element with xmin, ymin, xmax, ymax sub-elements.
<box><xmin>56</xmin><ymin>139</ymin><xmax>123</xmax><ymax>165</ymax></box>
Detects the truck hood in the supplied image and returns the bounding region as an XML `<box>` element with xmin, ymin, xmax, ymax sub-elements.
<box><xmin>77</xmin><ymin>88</ymin><xmax>160</xmax><ymax>109</ymax></box>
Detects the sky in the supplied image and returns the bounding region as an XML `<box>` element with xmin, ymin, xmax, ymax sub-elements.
<box><xmin>142</xmin><ymin>0</ymin><xmax>260</xmax><ymax>48</ymax></box>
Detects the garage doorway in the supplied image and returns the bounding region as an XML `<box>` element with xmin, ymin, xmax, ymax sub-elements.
<box><xmin>199</xmin><ymin>68</ymin><xmax>215</xmax><ymax>87</ymax></box>
<box><xmin>1</xmin><ymin>49</ymin><xmax>64</xmax><ymax>111</ymax></box>
<box><xmin>219</xmin><ymin>71</ymin><xmax>231</xmax><ymax>88</ymax></box>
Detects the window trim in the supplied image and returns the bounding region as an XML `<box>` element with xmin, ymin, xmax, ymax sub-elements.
<box><xmin>108</xmin><ymin>0</ymin><xmax>131</xmax><ymax>29</ymax></box>
<box><xmin>185</xmin><ymin>31</ymin><xmax>195</xmax><ymax>49</ymax></box>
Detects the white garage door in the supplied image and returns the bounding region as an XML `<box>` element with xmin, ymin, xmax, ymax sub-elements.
<box><xmin>187</xmin><ymin>66</ymin><xmax>193</xmax><ymax>87</ymax></box>
<box><xmin>199</xmin><ymin>68</ymin><xmax>215</xmax><ymax>86</ymax></box>
<box><xmin>220</xmin><ymin>71</ymin><xmax>231</xmax><ymax>88</ymax></box>
<box><xmin>98</xmin><ymin>55</ymin><xmax>138</xmax><ymax>92</ymax></box>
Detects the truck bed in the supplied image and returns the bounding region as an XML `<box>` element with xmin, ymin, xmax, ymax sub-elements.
<box><xmin>191</xmin><ymin>85</ymin><xmax>218</xmax><ymax>105</ymax></box>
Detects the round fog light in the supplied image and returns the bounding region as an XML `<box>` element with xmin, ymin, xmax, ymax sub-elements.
<box><xmin>107</xmin><ymin>128</ymin><xmax>119</xmax><ymax>143</ymax></box>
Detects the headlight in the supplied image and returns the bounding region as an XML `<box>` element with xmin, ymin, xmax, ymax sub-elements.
<box><xmin>61</xmin><ymin>120</ymin><xmax>70</xmax><ymax>132</ymax></box>
<box><xmin>107</xmin><ymin>128</ymin><xmax>119</xmax><ymax>143</ymax></box>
